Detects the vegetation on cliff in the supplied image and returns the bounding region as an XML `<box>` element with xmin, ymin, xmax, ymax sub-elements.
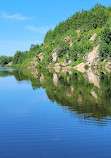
<box><xmin>1</xmin><ymin>4</ymin><xmax>111</xmax><ymax>68</ymax></box>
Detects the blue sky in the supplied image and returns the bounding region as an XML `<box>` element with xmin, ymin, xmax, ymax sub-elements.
<box><xmin>0</xmin><ymin>0</ymin><xmax>110</xmax><ymax>56</ymax></box>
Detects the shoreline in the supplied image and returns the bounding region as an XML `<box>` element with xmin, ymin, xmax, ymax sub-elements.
<box><xmin>3</xmin><ymin>64</ymin><xmax>111</xmax><ymax>74</ymax></box>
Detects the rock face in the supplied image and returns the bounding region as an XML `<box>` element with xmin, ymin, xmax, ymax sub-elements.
<box><xmin>64</xmin><ymin>36</ymin><xmax>73</xmax><ymax>46</ymax></box>
<box><xmin>90</xmin><ymin>33</ymin><xmax>97</xmax><ymax>41</ymax></box>
<box><xmin>91</xmin><ymin>91</ymin><xmax>98</xmax><ymax>99</ymax></box>
<box><xmin>39</xmin><ymin>52</ymin><xmax>44</xmax><ymax>61</ymax></box>
<box><xmin>51</xmin><ymin>48</ymin><xmax>58</xmax><ymax>62</ymax></box>
<box><xmin>75</xmin><ymin>45</ymin><xmax>99</xmax><ymax>72</ymax></box>
<box><xmin>84</xmin><ymin>45</ymin><xmax>99</xmax><ymax>66</ymax></box>
<box><xmin>74</xmin><ymin>63</ymin><xmax>86</xmax><ymax>73</ymax></box>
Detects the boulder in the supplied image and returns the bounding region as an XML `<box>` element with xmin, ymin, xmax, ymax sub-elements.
<box><xmin>39</xmin><ymin>52</ymin><xmax>44</xmax><ymax>61</ymax></box>
<box><xmin>51</xmin><ymin>48</ymin><xmax>58</xmax><ymax>62</ymax></box>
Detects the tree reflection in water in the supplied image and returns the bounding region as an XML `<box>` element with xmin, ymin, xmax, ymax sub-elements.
<box><xmin>1</xmin><ymin>67</ymin><xmax>111</xmax><ymax>125</ymax></box>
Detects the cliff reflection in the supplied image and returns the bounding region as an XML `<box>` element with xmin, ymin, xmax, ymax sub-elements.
<box><xmin>1</xmin><ymin>67</ymin><xmax>111</xmax><ymax>124</ymax></box>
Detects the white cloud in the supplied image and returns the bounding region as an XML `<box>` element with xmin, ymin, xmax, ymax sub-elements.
<box><xmin>1</xmin><ymin>12</ymin><xmax>31</xmax><ymax>20</ymax></box>
<box><xmin>27</xmin><ymin>25</ymin><xmax>54</xmax><ymax>34</ymax></box>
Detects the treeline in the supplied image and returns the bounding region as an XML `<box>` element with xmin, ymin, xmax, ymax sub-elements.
<box><xmin>12</xmin><ymin>44</ymin><xmax>42</xmax><ymax>66</ymax></box>
<box><xmin>12</xmin><ymin>51</ymin><xmax>28</xmax><ymax>64</ymax></box>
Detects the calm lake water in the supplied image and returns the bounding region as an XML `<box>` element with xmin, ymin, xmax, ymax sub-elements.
<box><xmin>0</xmin><ymin>67</ymin><xmax>111</xmax><ymax>158</ymax></box>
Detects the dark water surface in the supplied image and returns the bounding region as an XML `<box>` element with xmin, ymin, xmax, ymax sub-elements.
<box><xmin>0</xmin><ymin>67</ymin><xmax>111</xmax><ymax>158</ymax></box>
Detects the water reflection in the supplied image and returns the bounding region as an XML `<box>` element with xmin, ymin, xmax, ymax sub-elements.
<box><xmin>1</xmin><ymin>67</ymin><xmax>111</xmax><ymax>125</ymax></box>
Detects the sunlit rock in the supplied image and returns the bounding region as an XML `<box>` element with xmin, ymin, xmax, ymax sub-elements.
<box><xmin>39</xmin><ymin>52</ymin><xmax>44</xmax><ymax>61</ymax></box>
<box><xmin>91</xmin><ymin>91</ymin><xmax>98</xmax><ymax>99</ymax></box>
<box><xmin>74</xmin><ymin>63</ymin><xmax>86</xmax><ymax>73</ymax></box>
<box><xmin>84</xmin><ymin>45</ymin><xmax>99</xmax><ymax>66</ymax></box>
<box><xmin>51</xmin><ymin>48</ymin><xmax>58</xmax><ymax>62</ymax></box>
<box><xmin>89</xmin><ymin>33</ymin><xmax>97</xmax><ymax>41</ymax></box>
<box><xmin>75</xmin><ymin>45</ymin><xmax>100</xmax><ymax>72</ymax></box>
